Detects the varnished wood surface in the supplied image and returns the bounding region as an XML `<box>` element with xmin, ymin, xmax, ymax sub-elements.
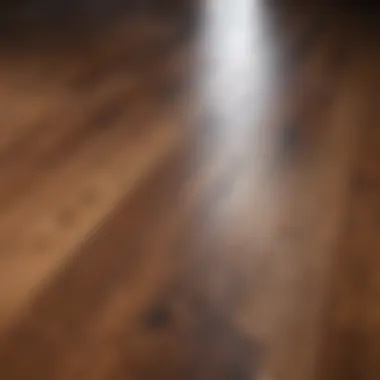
<box><xmin>0</xmin><ymin>2</ymin><xmax>379</xmax><ymax>380</ymax></box>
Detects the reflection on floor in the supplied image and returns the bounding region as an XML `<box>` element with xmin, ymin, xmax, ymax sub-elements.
<box><xmin>0</xmin><ymin>1</ymin><xmax>379</xmax><ymax>379</ymax></box>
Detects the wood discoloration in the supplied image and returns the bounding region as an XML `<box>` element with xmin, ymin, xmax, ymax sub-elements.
<box><xmin>0</xmin><ymin>2</ymin><xmax>379</xmax><ymax>380</ymax></box>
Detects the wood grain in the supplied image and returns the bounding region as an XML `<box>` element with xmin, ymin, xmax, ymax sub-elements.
<box><xmin>0</xmin><ymin>2</ymin><xmax>379</xmax><ymax>380</ymax></box>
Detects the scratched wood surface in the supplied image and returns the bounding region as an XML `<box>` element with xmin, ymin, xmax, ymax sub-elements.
<box><xmin>0</xmin><ymin>1</ymin><xmax>379</xmax><ymax>380</ymax></box>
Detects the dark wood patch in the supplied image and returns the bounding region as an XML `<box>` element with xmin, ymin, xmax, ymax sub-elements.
<box><xmin>141</xmin><ymin>302</ymin><xmax>173</xmax><ymax>330</ymax></box>
<box><xmin>91</xmin><ymin>96</ymin><xmax>129</xmax><ymax>129</ymax></box>
<box><xmin>281</xmin><ymin>121</ymin><xmax>303</xmax><ymax>154</ymax></box>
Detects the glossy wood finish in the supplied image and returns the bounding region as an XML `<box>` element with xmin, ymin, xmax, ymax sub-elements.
<box><xmin>0</xmin><ymin>2</ymin><xmax>379</xmax><ymax>380</ymax></box>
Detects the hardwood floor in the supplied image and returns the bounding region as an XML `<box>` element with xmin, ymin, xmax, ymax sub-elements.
<box><xmin>0</xmin><ymin>2</ymin><xmax>379</xmax><ymax>380</ymax></box>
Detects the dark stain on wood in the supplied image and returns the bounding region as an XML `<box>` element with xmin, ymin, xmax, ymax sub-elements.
<box><xmin>141</xmin><ymin>302</ymin><xmax>173</xmax><ymax>330</ymax></box>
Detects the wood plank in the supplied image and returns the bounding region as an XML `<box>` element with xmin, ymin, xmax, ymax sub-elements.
<box><xmin>0</xmin><ymin>3</ymin><xmax>379</xmax><ymax>380</ymax></box>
